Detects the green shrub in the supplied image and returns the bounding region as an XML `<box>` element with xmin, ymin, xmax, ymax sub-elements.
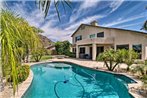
<box><xmin>145</xmin><ymin>60</ymin><xmax>147</xmax><ymax>65</ymax></box>
<box><xmin>7</xmin><ymin>65</ymin><xmax>30</xmax><ymax>83</ymax></box>
<box><xmin>17</xmin><ymin>65</ymin><xmax>30</xmax><ymax>83</ymax></box>
<box><xmin>41</xmin><ymin>55</ymin><xmax>52</xmax><ymax>60</ymax></box>
<box><xmin>65</xmin><ymin>51</ymin><xmax>76</xmax><ymax>58</ymax></box>
<box><xmin>31</xmin><ymin>48</ymin><xmax>46</xmax><ymax>62</ymax></box>
<box><xmin>55</xmin><ymin>41</ymin><xmax>71</xmax><ymax>55</ymax></box>
<box><xmin>135</xmin><ymin>60</ymin><xmax>144</xmax><ymax>64</ymax></box>
<box><xmin>97</xmin><ymin>49</ymin><xmax>138</xmax><ymax>71</ymax></box>
<box><xmin>46</xmin><ymin>50</ymin><xmax>51</xmax><ymax>55</ymax></box>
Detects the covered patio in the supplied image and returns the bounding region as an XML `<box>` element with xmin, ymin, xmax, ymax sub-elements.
<box><xmin>75</xmin><ymin>44</ymin><xmax>113</xmax><ymax>60</ymax></box>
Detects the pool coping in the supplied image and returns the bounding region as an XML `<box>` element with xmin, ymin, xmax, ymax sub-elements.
<box><xmin>17</xmin><ymin>59</ymin><xmax>144</xmax><ymax>98</ymax></box>
<box><xmin>52</xmin><ymin>60</ymin><xmax>144</xmax><ymax>98</ymax></box>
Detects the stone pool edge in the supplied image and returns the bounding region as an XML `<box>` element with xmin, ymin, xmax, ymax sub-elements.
<box><xmin>17</xmin><ymin>59</ymin><xmax>144</xmax><ymax>98</ymax></box>
<box><xmin>52</xmin><ymin>60</ymin><xmax>144</xmax><ymax>98</ymax></box>
<box><xmin>15</xmin><ymin>61</ymin><xmax>53</xmax><ymax>98</ymax></box>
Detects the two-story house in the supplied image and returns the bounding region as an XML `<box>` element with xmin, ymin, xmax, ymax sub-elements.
<box><xmin>71</xmin><ymin>21</ymin><xmax>147</xmax><ymax>60</ymax></box>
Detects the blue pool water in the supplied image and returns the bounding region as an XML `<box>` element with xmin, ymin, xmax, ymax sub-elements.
<box><xmin>23</xmin><ymin>62</ymin><xmax>134</xmax><ymax>98</ymax></box>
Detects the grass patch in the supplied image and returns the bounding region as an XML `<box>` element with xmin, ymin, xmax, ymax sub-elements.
<box><xmin>31</xmin><ymin>55</ymin><xmax>52</xmax><ymax>62</ymax></box>
<box><xmin>41</xmin><ymin>55</ymin><xmax>52</xmax><ymax>61</ymax></box>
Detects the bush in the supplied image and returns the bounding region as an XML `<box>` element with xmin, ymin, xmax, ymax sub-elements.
<box><xmin>145</xmin><ymin>60</ymin><xmax>147</xmax><ymax>65</ymax></box>
<box><xmin>17</xmin><ymin>65</ymin><xmax>30</xmax><ymax>83</ymax></box>
<box><xmin>45</xmin><ymin>49</ymin><xmax>51</xmax><ymax>55</ymax></box>
<box><xmin>55</xmin><ymin>41</ymin><xmax>71</xmax><ymax>55</ymax></box>
<box><xmin>7</xmin><ymin>65</ymin><xmax>30</xmax><ymax>83</ymax></box>
<box><xmin>41</xmin><ymin>55</ymin><xmax>52</xmax><ymax>60</ymax></box>
<box><xmin>65</xmin><ymin>51</ymin><xmax>76</xmax><ymax>58</ymax></box>
<box><xmin>97</xmin><ymin>49</ymin><xmax>138</xmax><ymax>71</ymax></box>
<box><xmin>97</xmin><ymin>49</ymin><xmax>123</xmax><ymax>71</ymax></box>
<box><xmin>31</xmin><ymin>48</ymin><xmax>46</xmax><ymax>62</ymax></box>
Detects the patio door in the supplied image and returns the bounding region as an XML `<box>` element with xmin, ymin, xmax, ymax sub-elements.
<box><xmin>97</xmin><ymin>46</ymin><xmax>104</xmax><ymax>57</ymax></box>
<box><xmin>89</xmin><ymin>47</ymin><xmax>92</xmax><ymax>59</ymax></box>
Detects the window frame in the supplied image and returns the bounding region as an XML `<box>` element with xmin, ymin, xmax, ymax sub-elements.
<box><xmin>132</xmin><ymin>44</ymin><xmax>142</xmax><ymax>59</ymax></box>
<box><xmin>75</xmin><ymin>35</ymin><xmax>82</xmax><ymax>42</ymax></box>
<box><xmin>89</xmin><ymin>34</ymin><xmax>96</xmax><ymax>39</ymax></box>
<box><xmin>116</xmin><ymin>44</ymin><xmax>129</xmax><ymax>50</ymax></box>
<box><xmin>97</xmin><ymin>32</ymin><xmax>104</xmax><ymax>37</ymax></box>
<box><xmin>79</xmin><ymin>47</ymin><xmax>85</xmax><ymax>54</ymax></box>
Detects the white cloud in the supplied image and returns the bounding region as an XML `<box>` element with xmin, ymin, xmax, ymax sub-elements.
<box><xmin>109</xmin><ymin>0</ymin><xmax>124</xmax><ymax>13</ymax></box>
<box><xmin>102</xmin><ymin>14</ymin><xmax>146</xmax><ymax>27</ymax></box>
<box><xmin>116</xmin><ymin>22</ymin><xmax>143</xmax><ymax>28</ymax></box>
<box><xmin>80</xmin><ymin>0</ymin><xmax>100</xmax><ymax>11</ymax></box>
<box><xmin>0</xmin><ymin>1</ymin><xmax>4</xmax><ymax>9</ymax></box>
<box><xmin>69</xmin><ymin>0</ymin><xmax>124</xmax><ymax>25</ymax></box>
<box><xmin>69</xmin><ymin>0</ymin><xmax>101</xmax><ymax>23</ymax></box>
<box><xmin>40</xmin><ymin>21</ymin><xmax>73</xmax><ymax>42</ymax></box>
<box><xmin>66</xmin><ymin>15</ymin><xmax>105</xmax><ymax>31</ymax></box>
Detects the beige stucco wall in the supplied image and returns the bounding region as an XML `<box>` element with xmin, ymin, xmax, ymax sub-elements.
<box><xmin>72</xmin><ymin>25</ymin><xmax>147</xmax><ymax>60</ymax></box>
<box><xmin>145</xmin><ymin>46</ymin><xmax>147</xmax><ymax>60</ymax></box>
<box><xmin>111</xmin><ymin>29</ymin><xmax>147</xmax><ymax>60</ymax></box>
<box><xmin>72</xmin><ymin>26</ymin><xmax>111</xmax><ymax>44</ymax></box>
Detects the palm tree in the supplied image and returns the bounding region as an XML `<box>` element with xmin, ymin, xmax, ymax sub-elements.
<box><xmin>97</xmin><ymin>49</ymin><xmax>124</xmax><ymax>71</ymax></box>
<box><xmin>141</xmin><ymin>20</ymin><xmax>147</xmax><ymax>31</ymax></box>
<box><xmin>38</xmin><ymin>0</ymin><xmax>72</xmax><ymax>20</ymax></box>
<box><xmin>0</xmin><ymin>10</ymin><xmax>42</xmax><ymax>94</ymax></box>
<box><xmin>141</xmin><ymin>6</ymin><xmax>147</xmax><ymax>31</ymax></box>
<box><xmin>0</xmin><ymin>0</ymin><xmax>72</xmax><ymax>94</ymax></box>
<box><xmin>123</xmin><ymin>50</ymin><xmax>138</xmax><ymax>71</ymax></box>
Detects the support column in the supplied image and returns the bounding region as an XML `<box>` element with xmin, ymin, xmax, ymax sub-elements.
<box><xmin>92</xmin><ymin>43</ymin><xmax>96</xmax><ymax>60</ymax></box>
<box><xmin>85</xmin><ymin>46</ymin><xmax>89</xmax><ymax>54</ymax></box>
<box><xmin>145</xmin><ymin>46</ymin><xmax>147</xmax><ymax>60</ymax></box>
<box><xmin>114</xmin><ymin>44</ymin><xmax>117</xmax><ymax>51</ymax></box>
<box><xmin>129</xmin><ymin>44</ymin><xmax>132</xmax><ymax>50</ymax></box>
<box><xmin>142</xmin><ymin>44</ymin><xmax>146</xmax><ymax>60</ymax></box>
<box><xmin>76</xmin><ymin>45</ymin><xmax>79</xmax><ymax>58</ymax></box>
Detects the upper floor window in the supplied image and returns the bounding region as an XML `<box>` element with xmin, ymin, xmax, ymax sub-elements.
<box><xmin>97</xmin><ymin>32</ymin><xmax>104</xmax><ymax>37</ymax></box>
<box><xmin>89</xmin><ymin>34</ymin><xmax>95</xmax><ymax>39</ymax></box>
<box><xmin>75</xmin><ymin>35</ymin><xmax>82</xmax><ymax>42</ymax></box>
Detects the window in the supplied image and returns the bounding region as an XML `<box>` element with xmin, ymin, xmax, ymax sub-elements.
<box><xmin>97</xmin><ymin>32</ymin><xmax>104</xmax><ymax>37</ymax></box>
<box><xmin>116</xmin><ymin>44</ymin><xmax>129</xmax><ymax>50</ymax></box>
<box><xmin>75</xmin><ymin>35</ymin><xmax>82</xmax><ymax>42</ymax></box>
<box><xmin>80</xmin><ymin>47</ymin><xmax>85</xmax><ymax>54</ymax></box>
<box><xmin>133</xmin><ymin>44</ymin><xmax>142</xmax><ymax>59</ymax></box>
<box><xmin>89</xmin><ymin>34</ymin><xmax>95</xmax><ymax>38</ymax></box>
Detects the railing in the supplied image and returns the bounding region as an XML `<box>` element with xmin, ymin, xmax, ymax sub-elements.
<box><xmin>75</xmin><ymin>37</ymin><xmax>114</xmax><ymax>45</ymax></box>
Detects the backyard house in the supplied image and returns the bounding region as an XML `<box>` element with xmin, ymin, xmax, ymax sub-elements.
<box><xmin>71</xmin><ymin>21</ymin><xmax>147</xmax><ymax>60</ymax></box>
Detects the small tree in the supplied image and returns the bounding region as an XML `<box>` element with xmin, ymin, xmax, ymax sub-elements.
<box><xmin>55</xmin><ymin>41</ymin><xmax>71</xmax><ymax>55</ymax></box>
<box><xmin>31</xmin><ymin>48</ymin><xmax>45</xmax><ymax>62</ymax></box>
<box><xmin>123</xmin><ymin>50</ymin><xmax>138</xmax><ymax>71</ymax></box>
<box><xmin>97</xmin><ymin>49</ymin><xmax>124</xmax><ymax>71</ymax></box>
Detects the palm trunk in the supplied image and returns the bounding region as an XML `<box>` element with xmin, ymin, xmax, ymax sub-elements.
<box><xmin>0</xmin><ymin>44</ymin><xmax>4</xmax><ymax>92</ymax></box>
<box><xmin>25</xmin><ymin>45</ymin><xmax>29</xmax><ymax>63</ymax></box>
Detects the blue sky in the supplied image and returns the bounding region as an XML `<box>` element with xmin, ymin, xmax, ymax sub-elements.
<box><xmin>1</xmin><ymin>0</ymin><xmax>147</xmax><ymax>42</ymax></box>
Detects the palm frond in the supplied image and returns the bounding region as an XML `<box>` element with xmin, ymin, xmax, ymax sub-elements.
<box><xmin>1</xmin><ymin>10</ymin><xmax>42</xmax><ymax>95</ymax></box>
<box><xmin>142</xmin><ymin>20</ymin><xmax>147</xmax><ymax>31</ymax></box>
<box><xmin>38</xmin><ymin>0</ymin><xmax>72</xmax><ymax>20</ymax></box>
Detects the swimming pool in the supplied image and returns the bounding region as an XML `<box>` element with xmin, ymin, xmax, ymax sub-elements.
<box><xmin>22</xmin><ymin>62</ymin><xmax>134</xmax><ymax>98</ymax></box>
